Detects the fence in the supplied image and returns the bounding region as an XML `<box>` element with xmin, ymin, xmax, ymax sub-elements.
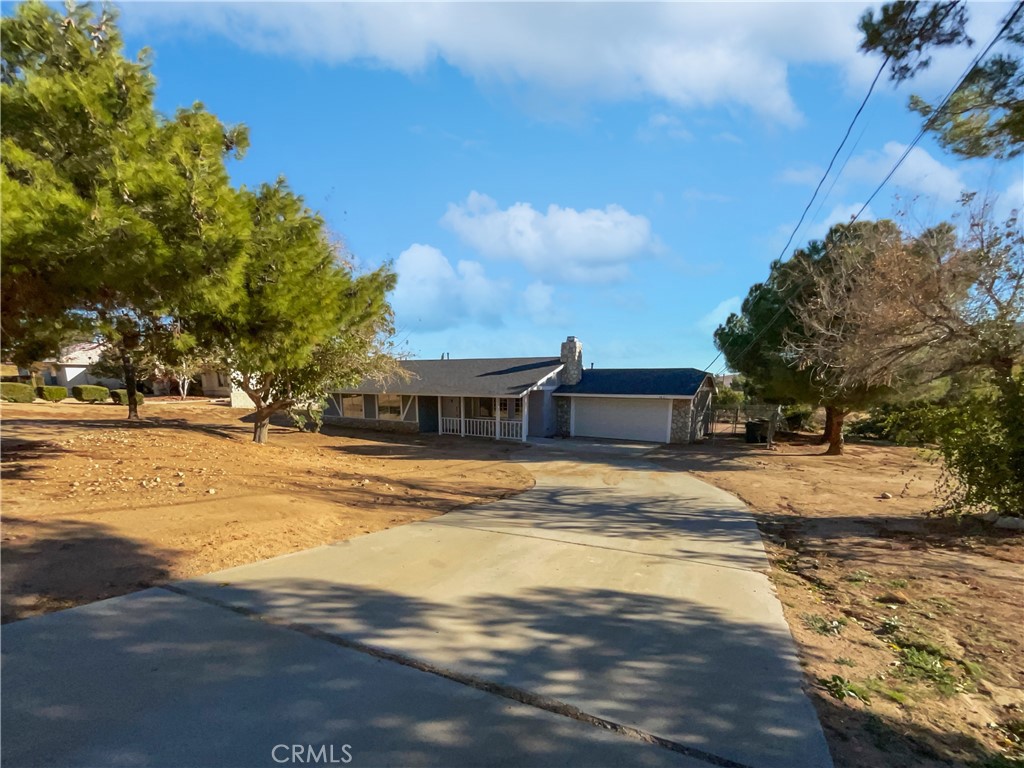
<box><xmin>710</xmin><ymin>405</ymin><xmax>784</xmax><ymax>436</ymax></box>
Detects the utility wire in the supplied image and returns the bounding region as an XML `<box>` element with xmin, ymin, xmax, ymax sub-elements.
<box><xmin>707</xmin><ymin>0</ymin><xmax>1022</xmax><ymax>377</ymax></box>
<box><xmin>701</xmin><ymin>53</ymin><xmax>889</xmax><ymax>375</ymax></box>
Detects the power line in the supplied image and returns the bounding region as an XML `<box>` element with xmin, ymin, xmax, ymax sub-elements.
<box><xmin>810</xmin><ymin>121</ymin><xmax>871</xmax><ymax>228</ymax></box>
<box><xmin>707</xmin><ymin>0</ymin><xmax>1022</xmax><ymax>378</ymax></box>
<box><xmin>701</xmin><ymin>55</ymin><xmax>890</xmax><ymax>375</ymax></box>
<box><xmin>853</xmin><ymin>1</ymin><xmax>1022</xmax><ymax>221</ymax></box>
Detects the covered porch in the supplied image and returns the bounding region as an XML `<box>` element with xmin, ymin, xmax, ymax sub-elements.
<box><xmin>438</xmin><ymin>395</ymin><xmax>527</xmax><ymax>441</ymax></box>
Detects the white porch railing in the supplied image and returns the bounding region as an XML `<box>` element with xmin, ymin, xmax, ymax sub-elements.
<box><xmin>436</xmin><ymin>397</ymin><xmax>524</xmax><ymax>438</ymax></box>
<box><xmin>439</xmin><ymin>402</ymin><xmax>524</xmax><ymax>441</ymax></box>
<box><xmin>464</xmin><ymin>418</ymin><xmax>495</xmax><ymax>438</ymax></box>
<box><xmin>499</xmin><ymin>420</ymin><xmax>523</xmax><ymax>440</ymax></box>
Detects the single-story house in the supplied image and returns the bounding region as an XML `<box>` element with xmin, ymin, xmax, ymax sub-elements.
<box><xmin>20</xmin><ymin>343</ymin><xmax>123</xmax><ymax>390</ymax></box>
<box><xmin>326</xmin><ymin>336</ymin><xmax>715</xmax><ymax>444</ymax></box>
<box><xmin>199</xmin><ymin>369</ymin><xmax>233</xmax><ymax>398</ymax></box>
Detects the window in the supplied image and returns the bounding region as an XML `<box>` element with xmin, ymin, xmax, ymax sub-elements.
<box><xmin>377</xmin><ymin>393</ymin><xmax>402</xmax><ymax>420</ymax></box>
<box><xmin>500</xmin><ymin>398</ymin><xmax>521</xmax><ymax>420</ymax></box>
<box><xmin>216</xmin><ymin>371</ymin><xmax>229</xmax><ymax>387</ymax></box>
<box><xmin>340</xmin><ymin>394</ymin><xmax>364</xmax><ymax>418</ymax></box>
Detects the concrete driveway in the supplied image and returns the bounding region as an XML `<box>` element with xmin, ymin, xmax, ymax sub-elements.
<box><xmin>2</xmin><ymin>446</ymin><xmax>832</xmax><ymax>768</ymax></box>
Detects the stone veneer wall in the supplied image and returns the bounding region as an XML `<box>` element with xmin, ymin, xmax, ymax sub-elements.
<box><xmin>555</xmin><ymin>398</ymin><xmax>571</xmax><ymax>437</ymax></box>
<box><xmin>670</xmin><ymin>399</ymin><xmax>692</xmax><ymax>443</ymax></box>
<box><xmin>323</xmin><ymin>416</ymin><xmax>419</xmax><ymax>434</ymax></box>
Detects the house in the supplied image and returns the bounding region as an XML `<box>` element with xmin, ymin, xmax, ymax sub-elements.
<box><xmin>199</xmin><ymin>369</ymin><xmax>233</xmax><ymax>398</ymax></box>
<box><xmin>20</xmin><ymin>343</ymin><xmax>123</xmax><ymax>390</ymax></box>
<box><xmin>326</xmin><ymin>336</ymin><xmax>715</xmax><ymax>444</ymax></box>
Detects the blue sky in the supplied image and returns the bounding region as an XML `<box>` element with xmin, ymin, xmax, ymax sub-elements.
<box><xmin>114</xmin><ymin>2</ymin><xmax>1022</xmax><ymax>371</ymax></box>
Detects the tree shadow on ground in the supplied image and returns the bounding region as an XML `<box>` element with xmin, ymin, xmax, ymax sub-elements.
<box><xmin>1</xmin><ymin>517</ymin><xmax>176</xmax><ymax>623</ymax></box>
<box><xmin>810</xmin><ymin>690</ymin><xmax>1021</xmax><ymax>768</ymax></box>
<box><xmin>1</xmin><ymin>437</ymin><xmax>69</xmax><ymax>480</ymax></box>
<box><xmin>3</xmin><ymin>571</ymin><xmax>1017</xmax><ymax>767</ymax></box>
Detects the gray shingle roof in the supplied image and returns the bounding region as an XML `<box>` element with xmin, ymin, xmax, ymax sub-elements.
<box><xmin>340</xmin><ymin>358</ymin><xmax>564</xmax><ymax>398</ymax></box>
<box><xmin>554</xmin><ymin>368</ymin><xmax>712</xmax><ymax>397</ymax></box>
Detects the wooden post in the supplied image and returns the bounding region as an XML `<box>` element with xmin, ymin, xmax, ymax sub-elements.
<box><xmin>438</xmin><ymin>396</ymin><xmax>443</xmax><ymax>434</ymax></box>
<box><xmin>494</xmin><ymin>397</ymin><xmax>500</xmax><ymax>440</ymax></box>
<box><xmin>460</xmin><ymin>397</ymin><xmax>465</xmax><ymax>437</ymax></box>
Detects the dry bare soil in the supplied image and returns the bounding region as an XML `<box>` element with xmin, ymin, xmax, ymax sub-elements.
<box><xmin>4</xmin><ymin>402</ymin><xmax>1021</xmax><ymax>766</ymax></box>
<box><xmin>652</xmin><ymin>435</ymin><xmax>1023</xmax><ymax>768</ymax></box>
<box><xmin>0</xmin><ymin>401</ymin><xmax>531</xmax><ymax>623</ymax></box>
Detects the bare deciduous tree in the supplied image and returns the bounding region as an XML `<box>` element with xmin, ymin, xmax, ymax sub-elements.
<box><xmin>789</xmin><ymin>200</ymin><xmax>1023</xmax><ymax>404</ymax></box>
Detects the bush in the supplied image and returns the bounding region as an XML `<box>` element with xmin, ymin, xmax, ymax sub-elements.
<box><xmin>0</xmin><ymin>382</ymin><xmax>35</xmax><ymax>403</ymax></box>
<box><xmin>36</xmin><ymin>385</ymin><xmax>67</xmax><ymax>402</ymax></box>
<box><xmin>783</xmin><ymin>406</ymin><xmax>814</xmax><ymax>431</ymax></box>
<box><xmin>849</xmin><ymin>401</ymin><xmax>935</xmax><ymax>443</ymax></box>
<box><xmin>887</xmin><ymin>375</ymin><xmax>1024</xmax><ymax>518</ymax></box>
<box><xmin>72</xmin><ymin>385</ymin><xmax>109</xmax><ymax>402</ymax></box>
<box><xmin>110</xmin><ymin>389</ymin><xmax>144</xmax><ymax>406</ymax></box>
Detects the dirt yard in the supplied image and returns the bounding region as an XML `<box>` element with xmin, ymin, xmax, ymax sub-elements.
<box><xmin>652</xmin><ymin>435</ymin><xmax>1023</xmax><ymax>768</ymax></box>
<box><xmin>0</xmin><ymin>401</ymin><xmax>532</xmax><ymax>623</ymax></box>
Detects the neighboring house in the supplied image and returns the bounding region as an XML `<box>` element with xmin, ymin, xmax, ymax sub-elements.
<box><xmin>327</xmin><ymin>336</ymin><xmax>715</xmax><ymax>444</ymax></box>
<box><xmin>199</xmin><ymin>369</ymin><xmax>232</xmax><ymax>397</ymax></box>
<box><xmin>20</xmin><ymin>343</ymin><xmax>123</xmax><ymax>390</ymax></box>
<box><xmin>198</xmin><ymin>369</ymin><xmax>253</xmax><ymax>408</ymax></box>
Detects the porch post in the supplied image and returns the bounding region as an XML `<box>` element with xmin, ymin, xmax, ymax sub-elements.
<box><xmin>521</xmin><ymin>394</ymin><xmax>529</xmax><ymax>442</ymax></box>
<box><xmin>460</xmin><ymin>397</ymin><xmax>465</xmax><ymax>437</ymax></box>
<box><xmin>494</xmin><ymin>397</ymin><xmax>500</xmax><ymax>440</ymax></box>
<box><xmin>437</xmin><ymin>396</ymin><xmax>442</xmax><ymax>434</ymax></box>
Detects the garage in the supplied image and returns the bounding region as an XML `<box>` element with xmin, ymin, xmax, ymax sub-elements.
<box><xmin>572</xmin><ymin>396</ymin><xmax>670</xmax><ymax>443</ymax></box>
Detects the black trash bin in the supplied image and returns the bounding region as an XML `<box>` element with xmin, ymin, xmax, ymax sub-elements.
<box><xmin>745</xmin><ymin>420</ymin><xmax>766</xmax><ymax>443</ymax></box>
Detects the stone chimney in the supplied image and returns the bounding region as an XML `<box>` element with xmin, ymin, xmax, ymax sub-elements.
<box><xmin>560</xmin><ymin>336</ymin><xmax>583</xmax><ymax>385</ymax></box>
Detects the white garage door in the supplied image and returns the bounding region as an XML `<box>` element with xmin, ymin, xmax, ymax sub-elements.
<box><xmin>572</xmin><ymin>397</ymin><xmax>670</xmax><ymax>443</ymax></box>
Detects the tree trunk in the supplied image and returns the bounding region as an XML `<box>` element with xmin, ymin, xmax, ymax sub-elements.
<box><xmin>179</xmin><ymin>375</ymin><xmax>190</xmax><ymax>401</ymax></box>
<box><xmin>119</xmin><ymin>345</ymin><xmax>140</xmax><ymax>420</ymax></box>
<box><xmin>821</xmin><ymin>406</ymin><xmax>836</xmax><ymax>445</ymax></box>
<box><xmin>825</xmin><ymin>410</ymin><xmax>847</xmax><ymax>455</ymax></box>
<box><xmin>253</xmin><ymin>417</ymin><xmax>270</xmax><ymax>444</ymax></box>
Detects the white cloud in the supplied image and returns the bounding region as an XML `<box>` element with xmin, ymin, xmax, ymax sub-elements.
<box><xmin>121</xmin><ymin>3</ymin><xmax>895</xmax><ymax>124</ymax></box>
<box><xmin>521</xmin><ymin>280</ymin><xmax>568</xmax><ymax>325</ymax></box>
<box><xmin>713</xmin><ymin>132</ymin><xmax>743</xmax><ymax>145</ymax></box>
<box><xmin>846</xmin><ymin>142</ymin><xmax>966</xmax><ymax>204</ymax></box>
<box><xmin>698</xmin><ymin>296</ymin><xmax>741</xmax><ymax>334</ymax></box>
<box><xmin>636</xmin><ymin>113</ymin><xmax>693</xmax><ymax>142</ymax></box>
<box><xmin>807</xmin><ymin>202</ymin><xmax>876</xmax><ymax>240</ymax></box>
<box><xmin>993</xmin><ymin>177</ymin><xmax>1024</xmax><ymax>222</ymax></box>
<box><xmin>441</xmin><ymin>192</ymin><xmax>654</xmax><ymax>283</ymax></box>
<box><xmin>392</xmin><ymin>244</ymin><xmax>506</xmax><ymax>331</ymax></box>
<box><xmin>779</xmin><ymin>164</ymin><xmax>825</xmax><ymax>186</ymax></box>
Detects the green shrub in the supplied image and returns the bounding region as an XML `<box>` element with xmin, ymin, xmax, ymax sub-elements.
<box><xmin>886</xmin><ymin>375</ymin><xmax>1024</xmax><ymax>518</ymax></box>
<box><xmin>72</xmin><ymin>385</ymin><xmax>109</xmax><ymax>403</ymax></box>
<box><xmin>0</xmin><ymin>382</ymin><xmax>35</xmax><ymax>403</ymax></box>
<box><xmin>36</xmin><ymin>385</ymin><xmax>67</xmax><ymax>402</ymax></box>
<box><xmin>110</xmin><ymin>389</ymin><xmax>144</xmax><ymax>406</ymax></box>
<box><xmin>849</xmin><ymin>401</ymin><xmax>935</xmax><ymax>442</ymax></box>
<box><xmin>802</xmin><ymin>613</ymin><xmax>848</xmax><ymax>636</ymax></box>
